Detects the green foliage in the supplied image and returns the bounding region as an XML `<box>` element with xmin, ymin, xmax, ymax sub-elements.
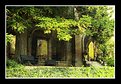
<box><xmin>85</xmin><ymin>6</ymin><xmax>114</xmax><ymax>44</ymax></box>
<box><xmin>7</xmin><ymin>59</ymin><xmax>24</xmax><ymax>69</ymax></box>
<box><xmin>83</xmin><ymin>6</ymin><xmax>115</xmax><ymax>67</ymax></box>
<box><xmin>6</xmin><ymin>6</ymin><xmax>114</xmax><ymax>42</ymax></box>
<box><xmin>97</xmin><ymin>36</ymin><xmax>114</xmax><ymax>66</ymax></box>
<box><xmin>7</xmin><ymin>8</ymin><xmax>25</xmax><ymax>33</ymax></box>
<box><xmin>34</xmin><ymin>15</ymin><xmax>94</xmax><ymax>41</ymax></box>
<box><xmin>6</xmin><ymin>7</ymin><xmax>82</xmax><ymax>41</ymax></box>
<box><xmin>76</xmin><ymin>6</ymin><xmax>114</xmax><ymax>44</ymax></box>
<box><xmin>79</xmin><ymin>15</ymin><xmax>92</xmax><ymax>28</ymax></box>
<box><xmin>97</xmin><ymin>55</ymin><xmax>114</xmax><ymax>67</ymax></box>
<box><xmin>35</xmin><ymin>16</ymin><xmax>78</xmax><ymax>41</ymax></box>
<box><xmin>6</xmin><ymin>33</ymin><xmax>14</xmax><ymax>44</ymax></box>
<box><xmin>6</xmin><ymin>56</ymin><xmax>115</xmax><ymax>78</ymax></box>
<box><xmin>104</xmin><ymin>56</ymin><xmax>114</xmax><ymax>66</ymax></box>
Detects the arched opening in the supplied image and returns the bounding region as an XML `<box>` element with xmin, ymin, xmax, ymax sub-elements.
<box><xmin>85</xmin><ymin>37</ymin><xmax>95</xmax><ymax>61</ymax></box>
<box><xmin>36</xmin><ymin>39</ymin><xmax>48</xmax><ymax>57</ymax></box>
<box><xmin>88</xmin><ymin>41</ymin><xmax>94</xmax><ymax>61</ymax></box>
<box><xmin>83</xmin><ymin>36</ymin><xmax>95</xmax><ymax>62</ymax></box>
<box><xmin>31</xmin><ymin>29</ymin><xmax>51</xmax><ymax>65</ymax></box>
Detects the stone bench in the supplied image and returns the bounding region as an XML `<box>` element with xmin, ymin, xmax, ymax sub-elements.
<box><xmin>45</xmin><ymin>60</ymin><xmax>57</xmax><ymax>66</ymax></box>
<box><xmin>56</xmin><ymin>61</ymin><xmax>67</xmax><ymax>66</ymax></box>
<box><xmin>20</xmin><ymin>55</ymin><xmax>38</xmax><ymax>65</ymax></box>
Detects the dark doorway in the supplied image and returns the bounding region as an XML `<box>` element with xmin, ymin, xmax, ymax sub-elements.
<box><xmin>31</xmin><ymin>29</ymin><xmax>50</xmax><ymax>65</ymax></box>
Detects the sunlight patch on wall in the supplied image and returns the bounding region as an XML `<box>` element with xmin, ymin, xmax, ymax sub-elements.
<box><xmin>88</xmin><ymin>41</ymin><xmax>94</xmax><ymax>59</ymax></box>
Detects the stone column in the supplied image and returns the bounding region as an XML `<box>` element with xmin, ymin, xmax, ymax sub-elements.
<box><xmin>20</xmin><ymin>30</ymin><xmax>27</xmax><ymax>56</ymax></box>
<box><xmin>74</xmin><ymin>7</ymin><xmax>83</xmax><ymax>67</ymax></box>
<box><xmin>28</xmin><ymin>37</ymin><xmax>31</xmax><ymax>56</ymax></box>
<box><xmin>66</xmin><ymin>41</ymin><xmax>72</xmax><ymax>66</ymax></box>
<box><xmin>48</xmin><ymin>39</ymin><xmax>52</xmax><ymax>60</ymax></box>
<box><xmin>15</xmin><ymin>29</ymin><xmax>27</xmax><ymax>62</ymax></box>
<box><xmin>75</xmin><ymin>34</ymin><xmax>83</xmax><ymax>67</ymax></box>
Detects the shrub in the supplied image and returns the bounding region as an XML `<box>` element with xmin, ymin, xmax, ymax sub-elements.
<box><xmin>6</xmin><ymin>33</ymin><xmax>14</xmax><ymax>44</ymax></box>
<box><xmin>6</xmin><ymin>59</ymin><xmax>24</xmax><ymax>69</ymax></box>
<box><xmin>104</xmin><ymin>56</ymin><xmax>114</xmax><ymax>66</ymax></box>
<box><xmin>97</xmin><ymin>38</ymin><xmax>114</xmax><ymax>66</ymax></box>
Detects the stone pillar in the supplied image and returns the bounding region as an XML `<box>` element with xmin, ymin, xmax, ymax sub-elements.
<box><xmin>20</xmin><ymin>30</ymin><xmax>27</xmax><ymax>55</ymax></box>
<box><xmin>48</xmin><ymin>39</ymin><xmax>52</xmax><ymax>60</ymax></box>
<box><xmin>74</xmin><ymin>7</ymin><xmax>83</xmax><ymax>67</ymax></box>
<box><xmin>28</xmin><ymin>37</ymin><xmax>31</xmax><ymax>56</ymax></box>
<box><xmin>15</xmin><ymin>30</ymin><xmax>27</xmax><ymax>62</ymax></box>
<box><xmin>15</xmin><ymin>33</ymin><xmax>21</xmax><ymax>61</ymax></box>
<box><xmin>75</xmin><ymin>34</ymin><xmax>83</xmax><ymax>67</ymax></box>
<box><xmin>66</xmin><ymin>41</ymin><xmax>72</xmax><ymax>66</ymax></box>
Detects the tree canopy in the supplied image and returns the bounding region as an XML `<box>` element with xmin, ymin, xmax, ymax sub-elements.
<box><xmin>6</xmin><ymin>6</ymin><xmax>114</xmax><ymax>43</ymax></box>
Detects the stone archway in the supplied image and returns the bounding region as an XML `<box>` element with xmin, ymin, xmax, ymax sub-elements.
<box><xmin>30</xmin><ymin>29</ymin><xmax>52</xmax><ymax>65</ymax></box>
<box><xmin>85</xmin><ymin>37</ymin><xmax>95</xmax><ymax>61</ymax></box>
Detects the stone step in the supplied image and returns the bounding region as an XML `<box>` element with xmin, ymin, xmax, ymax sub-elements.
<box><xmin>86</xmin><ymin>61</ymin><xmax>103</xmax><ymax>67</ymax></box>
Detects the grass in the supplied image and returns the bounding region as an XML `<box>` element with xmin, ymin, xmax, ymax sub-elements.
<box><xmin>6</xmin><ymin>59</ymin><xmax>115</xmax><ymax>78</ymax></box>
<box><xmin>6</xmin><ymin>66</ymin><xmax>115</xmax><ymax>78</ymax></box>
